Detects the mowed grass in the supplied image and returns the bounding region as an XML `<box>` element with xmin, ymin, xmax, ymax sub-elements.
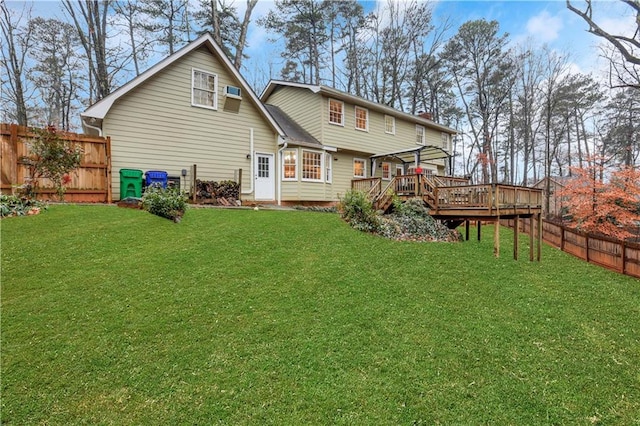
<box><xmin>1</xmin><ymin>205</ymin><xmax>639</xmax><ymax>425</ymax></box>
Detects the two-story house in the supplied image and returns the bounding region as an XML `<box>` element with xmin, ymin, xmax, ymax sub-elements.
<box><xmin>260</xmin><ymin>81</ymin><xmax>456</xmax><ymax>205</ymax></box>
<box><xmin>81</xmin><ymin>33</ymin><xmax>457</xmax><ymax>205</ymax></box>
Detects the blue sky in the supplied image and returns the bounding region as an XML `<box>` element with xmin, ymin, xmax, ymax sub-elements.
<box><xmin>239</xmin><ymin>0</ymin><xmax>633</xmax><ymax>87</ymax></box>
<box><xmin>6</xmin><ymin>0</ymin><xmax>634</xmax><ymax>87</ymax></box>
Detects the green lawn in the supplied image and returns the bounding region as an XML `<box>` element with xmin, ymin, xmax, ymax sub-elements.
<box><xmin>2</xmin><ymin>205</ymin><xmax>639</xmax><ymax>424</ymax></box>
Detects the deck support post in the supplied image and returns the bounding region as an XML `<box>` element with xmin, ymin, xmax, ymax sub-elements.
<box><xmin>494</xmin><ymin>219</ymin><xmax>500</xmax><ymax>258</ymax></box>
<box><xmin>465</xmin><ymin>220</ymin><xmax>470</xmax><ymax>241</ymax></box>
<box><xmin>529</xmin><ymin>216</ymin><xmax>535</xmax><ymax>261</ymax></box>
<box><xmin>514</xmin><ymin>215</ymin><xmax>519</xmax><ymax>260</ymax></box>
<box><xmin>477</xmin><ymin>221</ymin><xmax>481</xmax><ymax>241</ymax></box>
<box><xmin>537</xmin><ymin>213</ymin><xmax>542</xmax><ymax>262</ymax></box>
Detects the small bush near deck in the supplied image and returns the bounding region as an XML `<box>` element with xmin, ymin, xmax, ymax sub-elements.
<box><xmin>0</xmin><ymin>194</ymin><xmax>47</xmax><ymax>218</ymax></box>
<box><xmin>141</xmin><ymin>184</ymin><xmax>187</xmax><ymax>222</ymax></box>
<box><xmin>381</xmin><ymin>197</ymin><xmax>460</xmax><ymax>242</ymax></box>
<box><xmin>338</xmin><ymin>190</ymin><xmax>380</xmax><ymax>232</ymax></box>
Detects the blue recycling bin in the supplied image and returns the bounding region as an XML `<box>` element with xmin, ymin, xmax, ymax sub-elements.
<box><xmin>145</xmin><ymin>170</ymin><xmax>168</xmax><ymax>188</ymax></box>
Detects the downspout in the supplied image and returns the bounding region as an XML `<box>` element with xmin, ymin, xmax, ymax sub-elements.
<box><xmin>241</xmin><ymin>128</ymin><xmax>254</xmax><ymax>195</ymax></box>
<box><xmin>82</xmin><ymin>117</ymin><xmax>103</xmax><ymax>136</ymax></box>
<box><xmin>277</xmin><ymin>140</ymin><xmax>288</xmax><ymax>206</ymax></box>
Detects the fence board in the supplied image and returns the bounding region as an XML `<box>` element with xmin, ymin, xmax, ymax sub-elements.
<box><xmin>1</xmin><ymin>123</ymin><xmax>110</xmax><ymax>202</ymax></box>
<box><xmin>501</xmin><ymin>216</ymin><xmax>640</xmax><ymax>279</ymax></box>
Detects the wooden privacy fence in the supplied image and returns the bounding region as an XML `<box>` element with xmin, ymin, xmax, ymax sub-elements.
<box><xmin>1</xmin><ymin>123</ymin><xmax>111</xmax><ymax>202</ymax></box>
<box><xmin>502</xmin><ymin>217</ymin><xmax>640</xmax><ymax>279</ymax></box>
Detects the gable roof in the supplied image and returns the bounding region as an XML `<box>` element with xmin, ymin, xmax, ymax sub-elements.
<box><xmin>82</xmin><ymin>33</ymin><xmax>284</xmax><ymax>136</ymax></box>
<box><xmin>260</xmin><ymin>80</ymin><xmax>458</xmax><ymax>135</ymax></box>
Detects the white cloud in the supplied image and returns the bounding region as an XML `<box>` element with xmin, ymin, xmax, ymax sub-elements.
<box><xmin>526</xmin><ymin>10</ymin><xmax>563</xmax><ymax>43</ymax></box>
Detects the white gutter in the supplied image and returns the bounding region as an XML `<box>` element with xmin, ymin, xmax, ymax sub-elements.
<box><xmin>241</xmin><ymin>128</ymin><xmax>254</xmax><ymax>195</ymax></box>
<box><xmin>277</xmin><ymin>140</ymin><xmax>288</xmax><ymax>206</ymax></box>
<box><xmin>82</xmin><ymin>118</ymin><xmax>103</xmax><ymax>136</ymax></box>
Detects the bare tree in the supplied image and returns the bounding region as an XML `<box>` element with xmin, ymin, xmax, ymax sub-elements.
<box><xmin>567</xmin><ymin>0</ymin><xmax>640</xmax><ymax>88</ymax></box>
<box><xmin>62</xmin><ymin>0</ymin><xmax>113</xmax><ymax>103</ymax></box>
<box><xmin>0</xmin><ymin>1</ymin><xmax>33</xmax><ymax>125</ymax></box>
<box><xmin>111</xmin><ymin>1</ymin><xmax>154</xmax><ymax>76</ymax></box>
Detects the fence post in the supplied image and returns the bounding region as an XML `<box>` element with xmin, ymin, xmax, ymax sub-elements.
<box><xmin>585</xmin><ymin>234</ymin><xmax>590</xmax><ymax>263</ymax></box>
<box><xmin>621</xmin><ymin>240</ymin><xmax>626</xmax><ymax>274</ymax></box>
<box><xmin>10</xmin><ymin>124</ymin><xmax>19</xmax><ymax>193</ymax></box>
<box><xmin>106</xmin><ymin>136</ymin><xmax>112</xmax><ymax>203</ymax></box>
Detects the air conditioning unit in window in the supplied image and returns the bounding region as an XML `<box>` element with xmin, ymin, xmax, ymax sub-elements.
<box><xmin>223</xmin><ymin>85</ymin><xmax>242</xmax><ymax>113</ymax></box>
<box><xmin>225</xmin><ymin>85</ymin><xmax>242</xmax><ymax>99</ymax></box>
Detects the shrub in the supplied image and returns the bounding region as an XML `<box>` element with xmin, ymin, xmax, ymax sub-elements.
<box><xmin>141</xmin><ymin>184</ymin><xmax>188</xmax><ymax>222</ymax></box>
<box><xmin>25</xmin><ymin>125</ymin><xmax>83</xmax><ymax>201</ymax></box>
<box><xmin>0</xmin><ymin>194</ymin><xmax>47</xmax><ymax>218</ymax></box>
<box><xmin>338</xmin><ymin>190</ymin><xmax>380</xmax><ymax>232</ymax></box>
<box><xmin>381</xmin><ymin>197</ymin><xmax>460</xmax><ymax>242</ymax></box>
<box><xmin>392</xmin><ymin>196</ymin><xmax>431</xmax><ymax>218</ymax></box>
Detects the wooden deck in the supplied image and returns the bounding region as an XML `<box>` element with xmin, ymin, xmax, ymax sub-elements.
<box><xmin>352</xmin><ymin>174</ymin><xmax>544</xmax><ymax>261</ymax></box>
<box><xmin>351</xmin><ymin>174</ymin><xmax>543</xmax><ymax>219</ymax></box>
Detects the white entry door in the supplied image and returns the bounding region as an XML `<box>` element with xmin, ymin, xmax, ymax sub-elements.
<box><xmin>255</xmin><ymin>153</ymin><xmax>275</xmax><ymax>200</ymax></box>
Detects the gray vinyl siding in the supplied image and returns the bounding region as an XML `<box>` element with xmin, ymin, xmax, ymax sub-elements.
<box><xmin>103</xmin><ymin>46</ymin><xmax>277</xmax><ymax>201</ymax></box>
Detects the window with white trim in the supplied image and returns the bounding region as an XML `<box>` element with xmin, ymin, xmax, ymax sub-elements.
<box><xmin>385</xmin><ymin>115</ymin><xmax>395</xmax><ymax>134</ymax></box>
<box><xmin>355</xmin><ymin>106</ymin><xmax>368</xmax><ymax>131</ymax></box>
<box><xmin>192</xmin><ymin>68</ymin><xmax>217</xmax><ymax>109</ymax></box>
<box><xmin>302</xmin><ymin>150</ymin><xmax>323</xmax><ymax>181</ymax></box>
<box><xmin>353</xmin><ymin>158</ymin><xmax>366</xmax><ymax>178</ymax></box>
<box><xmin>416</xmin><ymin>125</ymin><xmax>425</xmax><ymax>145</ymax></box>
<box><xmin>328</xmin><ymin>99</ymin><xmax>344</xmax><ymax>125</ymax></box>
<box><xmin>441</xmin><ymin>132</ymin><xmax>450</xmax><ymax>151</ymax></box>
<box><xmin>382</xmin><ymin>162</ymin><xmax>391</xmax><ymax>180</ymax></box>
<box><xmin>325</xmin><ymin>153</ymin><xmax>332</xmax><ymax>183</ymax></box>
<box><xmin>282</xmin><ymin>149</ymin><xmax>297</xmax><ymax>180</ymax></box>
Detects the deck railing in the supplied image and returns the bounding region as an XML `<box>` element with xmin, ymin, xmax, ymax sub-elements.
<box><xmin>434</xmin><ymin>175</ymin><xmax>471</xmax><ymax>187</ymax></box>
<box><xmin>351</xmin><ymin>175</ymin><xmax>543</xmax><ymax>214</ymax></box>
<box><xmin>394</xmin><ymin>174</ymin><xmax>419</xmax><ymax>195</ymax></box>
<box><xmin>351</xmin><ymin>177</ymin><xmax>381</xmax><ymax>198</ymax></box>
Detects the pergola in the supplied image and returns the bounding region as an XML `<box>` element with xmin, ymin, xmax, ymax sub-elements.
<box><xmin>369</xmin><ymin>144</ymin><xmax>451</xmax><ymax>176</ymax></box>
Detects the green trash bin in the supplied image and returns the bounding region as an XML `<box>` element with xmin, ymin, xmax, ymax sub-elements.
<box><xmin>119</xmin><ymin>169</ymin><xmax>143</xmax><ymax>199</ymax></box>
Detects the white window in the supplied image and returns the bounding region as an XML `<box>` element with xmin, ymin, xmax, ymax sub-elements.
<box><xmin>355</xmin><ymin>106</ymin><xmax>368</xmax><ymax>131</ymax></box>
<box><xmin>441</xmin><ymin>132</ymin><xmax>450</xmax><ymax>151</ymax></box>
<box><xmin>353</xmin><ymin>158</ymin><xmax>366</xmax><ymax>178</ymax></box>
<box><xmin>382</xmin><ymin>162</ymin><xmax>391</xmax><ymax>180</ymax></box>
<box><xmin>385</xmin><ymin>115</ymin><xmax>395</xmax><ymax>134</ymax></box>
<box><xmin>282</xmin><ymin>149</ymin><xmax>297</xmax><ymax>180</ymax></box>
<box><xmin>416</xmin><ymin>125</ymin><xmax>425</xmax><ymax>145</ymax></box>
<box><xmin>396</xmin><ymin>164</ymin><xmax>404</xmax><ymax>176</ymax></box>
<box><xmin>302</xmin><ymin>150</ymin><xmax>323</xmax><ymax>182</ymax></box>
<box><xmin>328</xmin><ymin>99</ymin><xmax>344</xmax><ymax>126</ymax></box>
<box><xmin>192</xmin><ymin>68</ymin><xmax>217</xmax><ymax>109</ymax></box>
<box><xmin>325</xmin><ymin>153</ymin><xmax>332</xmax><ymax>183</ymax></box>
